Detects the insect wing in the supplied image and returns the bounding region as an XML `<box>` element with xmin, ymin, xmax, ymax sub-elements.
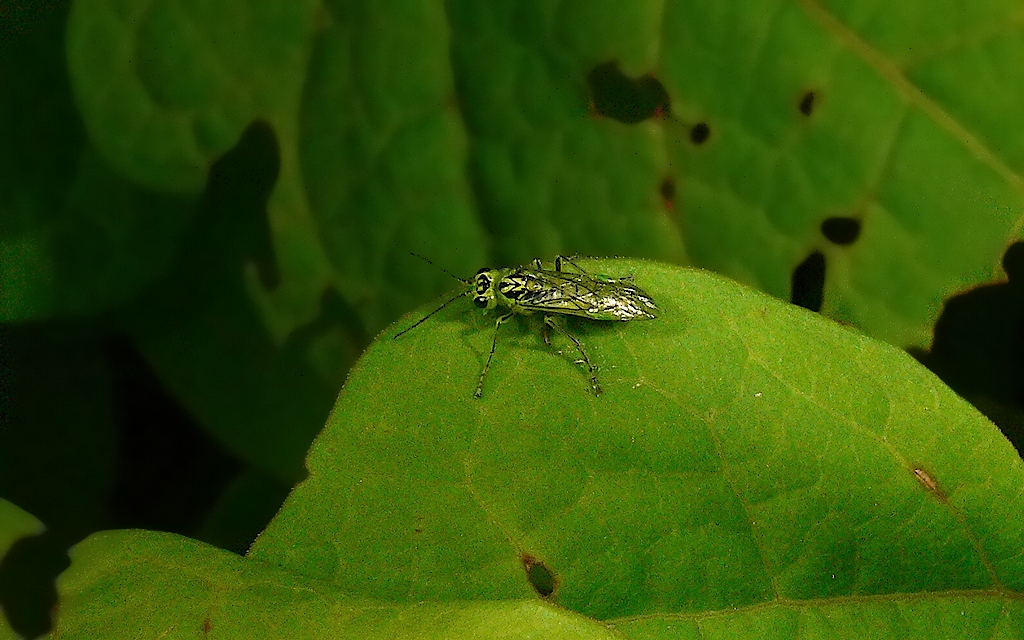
<box><xmin>507</xmin><ymin>268</ymin><xmax>658</xmax><ymax>321</ymax></box>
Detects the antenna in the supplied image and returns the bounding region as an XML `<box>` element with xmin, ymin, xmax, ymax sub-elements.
<box><xmin>394</xmin><ymin>253</ymin><xmax>473</xmax><ymax>339</ymax></box>
<box><xmin>409</xmin><ymin>253</ymin><xmax>470</xmax><ymax>284</ymax></box>
<box><xmin>394</xmin><ymin>291</ymin><xmax>470</xmax><ymax>339</ymax></box>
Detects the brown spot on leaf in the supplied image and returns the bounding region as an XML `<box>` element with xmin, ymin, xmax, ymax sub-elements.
<box><xmin>660</xmin><ymin>177</ymin><xmax>676</xmax><ymax>211</ymax></box>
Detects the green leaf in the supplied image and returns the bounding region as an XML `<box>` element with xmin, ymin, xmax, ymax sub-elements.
<box><xmin>246</xmin><ymin>259</ymin><xmax>1024</xmax><ymax>634</ymax></box>
<box><xmin>300</xmin><ymin>0</ymin><xmax>490</xmax><ymax>333</ymax></box>
<box><xmin>49</xmin><ymin>530</ymin><xmax>618</xmax><ymax>639</ymax></box>
<box><xmin>0</xmin><ymin>500</ymin><xmax>43</xmax><ymax>563</ymax></box>
<box><xmin>67</xmin><ymin>0</ymin><xmax>1024</xmax><ymax>351</ymax></box>
<box><xmin>67</xmin><ymin>0</ymin><xmax>336</xmax><ymax>343</ymax></box>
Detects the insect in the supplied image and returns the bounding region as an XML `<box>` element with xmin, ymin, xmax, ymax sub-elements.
<box><xmin>394</xmin><ymin>255</ymin><xmax>659</xmax><ymax>398</ymax></box>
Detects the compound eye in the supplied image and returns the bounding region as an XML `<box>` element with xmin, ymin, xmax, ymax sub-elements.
<box><xmin>473</xmin><ymin>296</ymin><xmax>488</xmax><ymax>309</ymax></box>
<box><xmin>474</xmin><ymin>271</ymin><xmax>492</xmax><ymax>296</ymax></box>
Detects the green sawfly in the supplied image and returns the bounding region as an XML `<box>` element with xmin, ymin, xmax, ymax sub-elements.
<box><xmin>395</xmin><ymin>255</ymin><xmax>658</xmax><ymax>398</ymax></box>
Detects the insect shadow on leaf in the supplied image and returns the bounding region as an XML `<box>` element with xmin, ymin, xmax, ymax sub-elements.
<box><xmin>394</xmin><ymin>255</ymin><xmax>659</xmax><ymax>398</ymax></box>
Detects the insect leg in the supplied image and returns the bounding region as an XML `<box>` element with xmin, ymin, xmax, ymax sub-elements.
<box><xmin>558</xmin><ymin>255</ymin><xmax>636</xmax><ymax>282</ymax></box>
<box><xmin>555</xmin><ymin>255</ymin><xmax>589</xmax><ymax>274</ymax></box>
<box><xmin>543</xmin><ymin>315</ymin><xmax>601</xmax><ymax>396</ymax></box>
<box><xmin>541</xmin><ymin>317</ymin><xmax>552</xmax><ymax>346</ymax></box>
<box><xmin>475</xmin><ymin>312</ymin><xmax>514</xmax><ymax>399</ymax></box>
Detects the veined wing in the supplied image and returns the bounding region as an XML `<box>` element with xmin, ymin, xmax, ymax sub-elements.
<box><xmin>504</xmin><ymin>268</ymin><xmax>658</xmax><ymax>321</ymax></box>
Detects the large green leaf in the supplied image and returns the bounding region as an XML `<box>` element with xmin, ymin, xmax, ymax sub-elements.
<box><xmin>66</xmin><ymin>0</ymin><xmax>1024</xmax><ymax>350</ymax></box>
<box><xmin>45</xmin><ymin>531</ymin><xmax>1024</xmax><ymax>639</ymax></box>
<box><xmin>50</xmin><ymin>530</ymin><xmax>617</xmax><ymax>639</ymax></box>
<box><xmin>246</xmin><ymin>259</ymin><xmax>1024</xmax><ymax>634</ymax></box>
<box><xmin>44</xmin><ymin>260</ymin><xmax>1024</xmax><ymax>637</ymax></box>
<box><xmin>58</xmin><ymin>0</ymin><xmax>1024</xmax><ymax>528</ymax></box>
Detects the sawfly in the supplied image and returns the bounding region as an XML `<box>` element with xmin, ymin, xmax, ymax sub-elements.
<box><xmin>395</xmin><ymin>255</ymin><xmax>658</xmax><ymax>398</ymax></box>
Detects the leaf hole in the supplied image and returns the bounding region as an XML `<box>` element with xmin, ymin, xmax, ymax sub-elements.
<box><xmin>587</xmin><ymin>61</ymin><xmax>670</xmax><ymax>124</ymax></box>
<box><xmin>791</xmin><ymin>251</ymin><xmax>825</xmax><ymax>312</ymax></box>
<box><xmin>799</xmin><ymin>90</ymin><xmax>817</xmax><ymax>116</ymax></box>
<box><xmin>821</xmin><ymin>217</ymin><xmax>861</xmax><ymax>246</ymax></box>
<box><xmin>521</xmin><ymin>553</ymin><xmax>557</xmax><ymax>597</ymax></box>
<box><xmin>1002</xmin><ymin>241</ymin><xmax>1024</xmax><ymax>285</ymax></box>
<box><xmin>914</xmin><ymin>249</ymin><xmax>1024</xmax><ymax>457</ymax></box>
<box><xmin>0</xmin><ymin>531</ymin><xmax>69</xmax><ymax>639</ymax></box>
<box><xmin>689</xmin><ymin>122</ymin><xmax>711</xmax><ymax>145</ymax></box>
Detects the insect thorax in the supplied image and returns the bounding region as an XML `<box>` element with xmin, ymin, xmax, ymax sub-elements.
<box><xmin>472</xmin><ymin>267</ymin><xmax>539</xmax><ymax>312</ymax></box>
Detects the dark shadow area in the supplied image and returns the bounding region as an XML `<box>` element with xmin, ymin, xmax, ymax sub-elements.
<box><xmin>101</xmin><ymin>336</ymin><xmax>244</xmax><ymax>533</ymax></box>
<box><xmin>202</xmin><ymin>120</ymin><xmax>281</xmax><ymax>290</ymax></box>
<box><xmin>0</xmin><ymin>321</ymin><xmax>115</xmax><ymax>640</ymax></box>
<box><xmin>0</xmin><ymin>121</ymin><xmax>291</xmax><ymax>638</ymax></box>
<box><xmin>0</xmin><ymin>0</ymin><xmax>65</xmax><ymax>46</ymax></box>
<box><xmin>587</xmin><ymin>61</ymin><xmax>670</xmax><ymax>124</ymax></box>
<box><xmin>791</xmin><ymin>251</ymin><xmax>826</xmax><ymax>312</ymax></box>
<box><xmin>914</xmin><ymin>242</ymin><xmax>1024</xmax><ymax>456</ymax></box>
<box><xmin>821</xmin><ymin>217</ymin><xmax>861</xmax><ymax>246</ymax></box>
<box><xmin>0</xmin><ymin>533</ymin><xmax>69</xmax><ymax>638</ymax></box>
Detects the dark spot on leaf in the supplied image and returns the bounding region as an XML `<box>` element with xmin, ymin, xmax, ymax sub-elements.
<box><xmin>799</xmin><ymin>91</ymin><xmax>817</xmax><ymax>116</ymax></box>
<box><xmin>587</xmin><ymin>61</ymin><xmax>670</xmax><ymax>124</ymax></box>
<box><xmin>821</xmin><ymin>217</ymin><xmax>861</xmax><ymax>245</ymax></box>
<box><xmin>202</xmin><ymin>617</ymin><xmax>212</xmax><ymax>634</ymax></box>
<box><xmin>791</xmin><ymin>251</ymin><xmax>825</xmax><ymax>312</ymax></box>
<box><xmin>0</xmin><ymin>532</ymin><xmax>69</xmax><ymax>638</ymax></box>
<box><xmin>660</xmin><ymin>177</ymin><xmax>676</xmax><ymax>211</ymax></box>
<box><xmin>521</xmin><ymin>554</ymin><xmax>557</xmax><ymax>597</ymax></box>
<box><xmin>689</xmin><ymin>123</ymin><xmax>710</xmax><ymax>145</ymax></box>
